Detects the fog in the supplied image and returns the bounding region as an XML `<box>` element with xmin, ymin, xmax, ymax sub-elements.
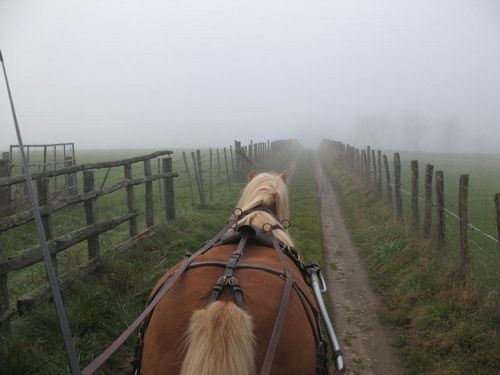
<box><xmin>1</xmin><ymin>0</ymin><xmax>499</xmax><ymax>152</ymax></box>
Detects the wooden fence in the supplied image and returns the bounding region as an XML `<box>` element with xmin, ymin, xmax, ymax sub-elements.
<box><xmin>0</xmin><ymin>150</ymin><xmax>178</xmax><ymax>329</ymax></box>
<box><xmin>321</xmin><ymin>139</ymin><xmax>500</xmax><ymax>286</ymax></box>
<box><xmin>182</xmin><ymin>139</ymin><xmax>275</xmax><ymax>208</ymax></box>
<box><xmin>4</xmin><ymin>143</ymin><xmax>78</xmax><ymax>213</ymax></box>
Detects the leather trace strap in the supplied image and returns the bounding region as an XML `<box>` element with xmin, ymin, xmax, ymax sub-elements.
<box><xmin>259</xmin><ymin>235</ymin><xmax>294</xmax><ymax>375</ymax></box>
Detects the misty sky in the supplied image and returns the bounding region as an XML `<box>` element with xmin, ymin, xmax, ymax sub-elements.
<box><xmin>1</xmin><ymin>0</ymin><xmax>499</xmax><ymax>152</ymax></box>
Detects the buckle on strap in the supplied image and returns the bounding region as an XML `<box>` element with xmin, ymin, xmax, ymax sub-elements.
<box><xmin>218</xmin><ymin>275</ymin><xmax>235</xmax><ymax>286</ymax></box>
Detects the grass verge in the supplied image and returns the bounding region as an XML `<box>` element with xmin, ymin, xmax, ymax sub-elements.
<box><xmin>319</xmin><ymin>150</ymin><xmax>499</xmax><ymax>375</ymax></box>
<box><xmin>288</xmin><ymin>150</ymin><xmax>323</xmax><ymax>264</ymax></box>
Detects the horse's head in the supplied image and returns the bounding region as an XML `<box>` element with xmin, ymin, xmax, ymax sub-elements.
<box><xmin>235</xmin><ymin>171</ymin><xmax>294</xmax><ymax>248</ymax></box>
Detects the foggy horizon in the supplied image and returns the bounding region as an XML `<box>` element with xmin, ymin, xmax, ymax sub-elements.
<box><xmin>1</xmin><ymin>0</ymin><xmax>499</xmax><ymax>153</ymax></box>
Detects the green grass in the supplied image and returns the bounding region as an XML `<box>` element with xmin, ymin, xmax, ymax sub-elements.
<box><xmin>355</xmin><ymin>149</ymin><xmax>500</xmax><ymax>291</ymax></box>
<box><xmin>0</xmin><ymin>144</ymin><xmax>306</xmax><ymax>374</ymax></box>
<box><xmin>319</xmin><ymin>147</ymin><xmax>500</xmax><ymax>375</ymax></box>
<box><xmin>288</xmin><ymin>150</ymin><xmax>323</xmax><ymax>264</ymax></box>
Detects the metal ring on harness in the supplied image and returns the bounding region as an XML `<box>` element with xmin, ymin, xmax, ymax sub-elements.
<box><xmin>262</xmin><ymin>223</ymin><xmax>273</xmax><ymax>232</ymax></box>
<box><xmin>232</xmin><ymin>207</ymin><xmax>243</xmax><ymax>217</ymax></box>
<box><xmin>281</xmin><ymin>219</ymin><xmax>291</xmax><ymax>229</ymax></box>
<box><xmin>226</xmin><ymin>218</ymin><xmax>238</xmax><ymax>229</ymax></box>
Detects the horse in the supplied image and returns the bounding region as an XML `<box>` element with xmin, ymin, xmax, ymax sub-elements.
<box><xmin>136</xmin><ymin>171</ymin><xmax>336</xmax><ymax>375</ymax></box>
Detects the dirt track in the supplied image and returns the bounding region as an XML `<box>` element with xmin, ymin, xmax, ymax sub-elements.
<box><xmin>313</xmin><ymin>155</ymin><xmax>403</xmax><ymax>375</ymax></box>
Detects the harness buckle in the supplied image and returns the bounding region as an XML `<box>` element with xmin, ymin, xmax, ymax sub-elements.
<box><xmin>217</xmin><ymin>275</ymin><xmax>235</xmax><ymax>286</ymax></box>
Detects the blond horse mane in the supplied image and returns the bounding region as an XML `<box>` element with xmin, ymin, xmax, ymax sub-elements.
<box><xmin>180</xmin><ymin>172</ymin><xmax>294</xmax><ymax>375</ymax></box>
<box><xmin>235</xmin><ymin>172</ymin><xmax>295</xmax><ymax>249</ymax></box>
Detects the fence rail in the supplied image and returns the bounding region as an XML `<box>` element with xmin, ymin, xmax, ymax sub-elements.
<box><xmin>0</xmin><ymin>150</ymin><xmax>177</xmax><ymax>328</ymax></box>
<box><xmin>0</xmin><ymin>150</ymin><xmax>173</xmax><ymax>187</ymax></box>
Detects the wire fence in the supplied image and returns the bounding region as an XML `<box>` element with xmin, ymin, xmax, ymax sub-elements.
<box><xmin>321</xmin><ymin>139</ymin><xmax>500</xmax><ymax>292</ymax></box>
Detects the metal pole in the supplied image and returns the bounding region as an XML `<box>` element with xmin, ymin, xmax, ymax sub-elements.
<box><xmin>310</xmin><ymin>271</ymin><xmax>345</xmax><ymax>373</ymax></box>
<box><xmin>0</xmin><ymin>49</ymin><xmax>81</xmax><ymax>374</ymax></box>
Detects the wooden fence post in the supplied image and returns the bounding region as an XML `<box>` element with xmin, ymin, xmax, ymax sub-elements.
<box><xmin>0</xmin><ymin>234</ymin><xmax>9</xmax><ymax>331</ymax></box>
<box><xmin>36</xmin><ymin>177</ymin><xmax>57</xmax><ymax>271</ymax></box>
<box><xmin>64</xmin><ymin>156</ymin><xmax>77</xmax><ymax>195</ymax></box>
<box><xmin>495</xmin><ymin>193</ymin><xmax>500</xmax><ymax>248</ymax></box>
<box><xmin>234</xmin><ymin>141</ymin><xmax>241</xmax><ymax>177</ymax></box>
<box><xmin>217</xmin><ymin>148</ymin><xmax>221</xmax><ymax>182</ymax></box>
<box><xmin>383</xmin><ymin>155</ymin><xmax>392</xmax><ymax>208</ymax></box>
<box><xmin>230</xmin><ymin>145</ymin><xmax>235</xmax><ymax>174</ymax></box>
<box><xmin>377</xmin><ymin>150</ymin><xmax>382</xmax><ymax>197</ymax></box>
<box><xmin>459</xmin><ymin>174</ymin><xmax>469</xmax><ymax>282</ymax></box>
<box><xmin>83</xmin><ymin>170</ymin><xmax>100</xmax><ymax>258</ymax></box>
<box><xmin>356</xmin><ymin>149</ymin><xmax>360</xmax><ymax>175</ymax></box>
<box><xmin>41</xmin><ymin>146</ymin><xmax>47</xmax><ymax>172</ymax></box>
<box><xmin>436</xmin><ymin>171</ymin><xmax>445</xmax><ymax>247</ymax></box>
<box><xmin>196</xmin><ymin>150</ymin><xmax>206</xmax><ymax>203</ymax></box>
<box><xmin>157</xmin><ymin>159</ymin><xmax>163</xmax><ymax>204</ymax></box>
<box><xmin>209</xmin><ymin>148</ymin><xmax>213</xmax><ymax>201</ymax></box>
<box><xmin>423</xmin><ymin>164</ymin><xmax>434</xmax><ymax>238</ymax></box>
<box><xmin>191</xmin><ymin>151</ymin><xmax>206</xmax><ymax>208</ymax></box>
<box><xmin>359</xmin><ymin>150</ymin><xmax>364</xmax><ymax>176</ymax></box>
<box><xmin>361</xmin><ymin>150</ymin><xmax>370</xmax><ymax>181</ymax></box>
<box><xmin>0</xmin><ymin>159</ymin><xmax>11</xmax><ymax>216</ymax></box>
<box><xmin>0</xmin><ymin>157</ymin><xmax>10</xmax><ymax>330</ymax></box>
<box><xmin>182</xmin><ymin>152</ymin><xmax>195</xmax><ymax>206</ymax></box>
<box><xmin>411</xmin><ymin>160</ymin><xmax>419</xmax><ymax>230</ymax></box>
<box><xmin>394</xmin><ymin>153</ymin><xmax>403</xmax><ymax>222</ymax></box>
<box><xmin>162</xmin><ymin>157</ymin><xmax>176</xmax><ymax>220</ymax></box>
<box><xmin>224</xmin><ymin>148</ymin><xmax>231</xmax><ymax>188</ymax></box>
<box><xmin>53</xmin><ymin>145</ymin><xmax>58</xmax><ymax>194</ymax></box>
<box><xmin>371</xmin><ymin>149</ymin><xmax>377</xmax><ymax>188</ymax></box>
<box><xmin>144</xmin><ymin>159</ymin><xmax>154</xmax><ymax>227</ymax></box>
<box><xmin>124</xmin><ymin>163</ymin><xmax>138</xmax><ymax>236</ymax></box>
<box><xmin>367</xmin><ymin>146</ymin><xmax>371</xmax><ymax>182</ymax></box>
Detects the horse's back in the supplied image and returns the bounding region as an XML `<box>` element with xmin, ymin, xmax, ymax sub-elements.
<box><xmin>141</xmin><ymin>243</ymin><xmax>318</xmax><ymax>375</ymax></box>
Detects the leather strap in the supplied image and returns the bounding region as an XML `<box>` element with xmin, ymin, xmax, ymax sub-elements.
<box><xmin>207</xmin><ymin>235</ymin><xmax>248</xmax><ymax>307</ymax></box>
<box><xmin>259</xmin><ymin>235</ymin><xmax>294</xmax><ymax>375</ymax></box>
<box><xmin>82</xmin><ymin>224</ymin><xmax>231</xmax><ymax>375</ymax></box>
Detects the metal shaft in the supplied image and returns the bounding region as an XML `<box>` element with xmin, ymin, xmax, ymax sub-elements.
<box><xmin>0</xmin><ymin>49</ymin><xmax>81</xmax><ymax>374</ymax></box>
<box><xmin>311</xmin><ymin>271</ymin><xmax>345</xmax><ymax>373</ymax></box>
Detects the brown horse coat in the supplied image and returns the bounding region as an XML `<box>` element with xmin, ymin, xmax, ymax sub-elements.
<box><xmin>141</xmin><ymin>242</ymin><xmax>320</xmax><ymax>375</ymax></box>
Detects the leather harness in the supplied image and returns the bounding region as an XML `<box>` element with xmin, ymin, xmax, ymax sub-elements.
<box><xmin>82</xmin><ymin>207</ymin><xmax>345</xmax><ymax>375</ymax></box>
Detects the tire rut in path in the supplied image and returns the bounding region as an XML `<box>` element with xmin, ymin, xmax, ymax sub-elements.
<box><xmin>313</xmin><ymin>154</ymin><xmax>402</xmax><ymax>375</ymax></box>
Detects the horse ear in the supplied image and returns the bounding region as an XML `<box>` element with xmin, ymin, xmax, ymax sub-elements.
<box><xmin>280</xmin><ymin>171</ymin><xmax>288</xmax><ymax>183</ymax></box>
<box><xmin>248</xmin><ymin>170</ymin><xmax>257</xmax><ymax>182</ymax></box>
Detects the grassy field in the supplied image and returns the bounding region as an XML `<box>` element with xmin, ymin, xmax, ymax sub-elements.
<box><xmin>320</xmin><ymin>148</ymin><xmax>500</xmax><ymax>375</ymax></box>
<box><xmin>0</xmin><ymin>144</ymin><xmax>328</xmax><ymax>374</ymax></box>
<box><xmin>365</xmin><ymin>150</ymin><xmax>500</xmax><ymax>291</ymax></box>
